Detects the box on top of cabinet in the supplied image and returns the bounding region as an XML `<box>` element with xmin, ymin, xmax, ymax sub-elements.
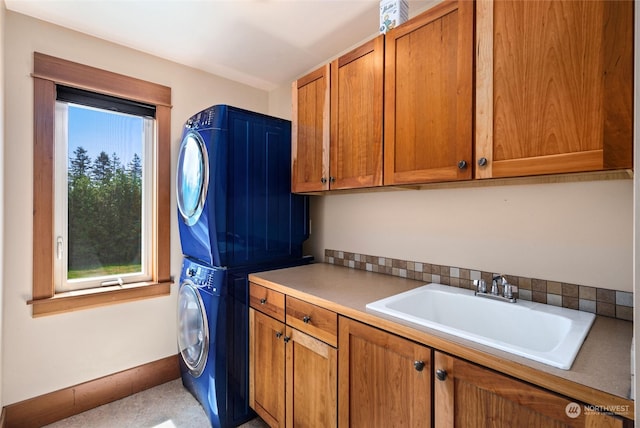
<box><xmin>380</xmin><ymin>0</ymin><xmax>408</xmax><ymax>33</ymax></box>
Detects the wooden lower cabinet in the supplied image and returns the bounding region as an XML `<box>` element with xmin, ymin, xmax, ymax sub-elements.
<box><xmin>251</xmin><ymin>291</ymin><xmax>629</xmax><ymax>428</ymax></box>
<box><xmin>338</xmin><ymin>316</ymin><xmax>432</xmax><ymax>427</ymax></box>
<box><xmin>250</xmin><ymin>308</ymin><xmax>285</xmax><ymax>427</ymax></box>
<box><xmin>285</xmin><ymin>326</ymin><xmax>337</xmax><ymax>428</ymax></box>
<box><xmin>249</xmin><ymin>308</ymin><xmax>337</xmax><ymax>428</ymax></box>
<box><xmin>433</xmin><ymin>351</ymin><xmax>624</xmax><ymax>428</ymax></box>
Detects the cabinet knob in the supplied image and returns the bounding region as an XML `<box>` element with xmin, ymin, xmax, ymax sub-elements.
<box><xmin>413</xmin><ymin>360</ymin><xmax>425</xmax><ymax>372</ymax></box>
<box><xmin>260</xmin><ymin>298</ymin><xmax>267</xmax><ymax>305</ymax></box>
<box><xmin>478</xmin><ymin>157</ymin><xmax>488</xmax><ymax>167</ymax></box>
<box><xmin>275</xmin><ymin>331</ymin><xmax>283</xmax><ymax>339</ymax></box>
<box><xmin>457</xmin><ymin>160</ymin><xmax>468</xmax><ymax>170</ymax></box>
<box><xmin>436</xmin><ymin>369</ymin><xmax>448</xmax><ymax>381</ymax></box>
<box><xmin>320</xmin><ymin>177</ymin><xmax>327</xmax><ymax>184</ymax></box>
<box><xmin>329</xmin><ymin>176</ymin><xmax>336</xmax><ymax>183</ymax></box>
<box><xmin>302</xmin><ymin>315</ymin><xmax>311</xmax><ymax>324</ymax></box>
<box><xmin>283</xmin><ymin>336</ymin><xmax>291</xmax><ymax>343</ymax></box>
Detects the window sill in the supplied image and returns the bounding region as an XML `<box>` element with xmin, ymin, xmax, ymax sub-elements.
<box><xmin>27</xmin><ymin>281</ymin><xmax>173</xmax><ymax>317</ymax></box>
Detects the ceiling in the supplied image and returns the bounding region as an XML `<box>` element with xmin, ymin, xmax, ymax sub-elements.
<box><xmin>5</xmin><ymin>0</ymin><xmax>435</xmax><ymax>91</ymax></box>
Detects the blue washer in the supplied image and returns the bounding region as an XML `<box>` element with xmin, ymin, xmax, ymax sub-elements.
<box><xmin>177</xmin><ymin>255</ymin><xmax>313</xmax><ymax>427</ymax></box>
<box><xmin>177</xmin><ymin>257</ymin><xmax>228</xmax><ymax>427</ymax></box>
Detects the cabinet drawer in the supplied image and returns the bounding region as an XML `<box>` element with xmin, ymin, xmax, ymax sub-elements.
<box><xmin>250</xmin><ymin>283</ymin><xmax>285</xmax><ymax>322</ymax></box>
<box><xmin>286</xmin><ymin>297</ymin><xmax>337</xmax><ymax>347</ymax></box>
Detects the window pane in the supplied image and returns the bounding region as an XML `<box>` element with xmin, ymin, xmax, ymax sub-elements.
<box><xmin>66</xmin><ymin>104</ymin><xmax>145</xmax><ymax>282</ymax></box>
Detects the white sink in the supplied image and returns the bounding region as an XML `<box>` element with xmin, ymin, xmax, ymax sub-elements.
<box><xmin>366</xmin><ymin>284</ymin><xmax>595</xmax><ymax>369</ymax></box>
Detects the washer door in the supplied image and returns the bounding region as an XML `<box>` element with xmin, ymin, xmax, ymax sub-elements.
<box><xmin>176</xmin><ymin>131</ymin><xmax>209</xmax><ymax>226</ymax></box>
<box><xmin>177</xmin><ymin>281</ymin><xmax>209</xmax><ymax>377</ymax></box>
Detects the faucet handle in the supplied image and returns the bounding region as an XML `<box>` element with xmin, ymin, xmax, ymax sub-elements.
<box><xmin>503</xmin><ymin>283</ymin><xmax>513</xmax><ymax>299</ymax></box>
<box><xmin>473</xmin><ymin>279</ymin><xmax>486</xmax><ymax>293</ymax></box>
<box><xmin>493</xmin><ymin>274</ymin><xmax>516</xmax><ymax>299</ymax></box>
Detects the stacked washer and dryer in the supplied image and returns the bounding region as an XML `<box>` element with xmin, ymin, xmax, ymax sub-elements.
<box><xmin>175</xmin><ymin>105</ymin><xmax>310</xmax><ymax>427</ymax></box>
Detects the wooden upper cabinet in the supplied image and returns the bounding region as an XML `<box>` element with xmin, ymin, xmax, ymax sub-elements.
<box><xmin>476</xmin><ymin>0</ymin><xmax>634</xmax><ymax>179</ymax></box>
<box><xmin>292</xmin><ymin>65</ymin><xmax>330</xmax><ymax>192</ymax></box>
<box><xmin>384</xmin><ymin>0</ymin><xmax>474</xmax><ymax>185</ymax></box>
<box><xmin>330</xmin><ymin>35</ymin><xmax>384</xmax><ymax>190</ymax></box>
<box><xmin>434</xmin><ymin>352</ymin><xmax>624</xmax><ymax>428</ymax></box>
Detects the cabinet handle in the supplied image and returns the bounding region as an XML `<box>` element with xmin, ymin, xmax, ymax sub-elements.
<box><xmin>329</xmin><ymin>176</ymin><xmax>336</xmax><ymax>183</ymax></box>
<box><xmin>457</xmin><ymin>160</ymin><xmax>468</xmax><ymax>170</ymax></box>
<box><xmin>260</xmin><ymin>298</ymin><xmax>267</xmax><ymax>305</ymax></box>
<box><xmin>275</xmin><ymin>331</ymin><xmax>283</xmax><ymax>339</ymax></box>
<box><xmin>302</xmin><ymin>315</ymin><xmax>311</xmax><ymax>324</ymax></box>
<box><xmin>436</xmin><ymin>369</ymin><xmax>448</xmax><ymax>381</ymax></box>
<box><xmin>414</xmin><ymin>360</ymin><xmax>425</xmax><ymax>372</ymax></box>
<box><xmin>283</xmin><ymin>336</ymin><xmax>291</xmax><ymax>343</ymax></box>
<box><xmin>320</xmin><ymin>177</ymin><xmax>327</xmax><ymax>184</ymax></box>
<box><xmin>478</xmin><ymin>157</ymin><xmax>488</xmax><ymax>167</ymax></box>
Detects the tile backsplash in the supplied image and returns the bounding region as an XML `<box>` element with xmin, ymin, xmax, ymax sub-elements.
<box><xmin>324</xmin><ymin>249</ymin><xmax>633</xmax><ymax>322</ymax></box>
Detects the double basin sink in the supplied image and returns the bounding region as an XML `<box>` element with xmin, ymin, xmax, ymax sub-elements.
<box><xmin>366</xmin><ymin>283</ymin><xmax>595</xmax><ymax>370</ymax></box>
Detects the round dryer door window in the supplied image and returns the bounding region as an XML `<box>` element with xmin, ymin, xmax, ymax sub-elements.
<box><xmin>176</xmin><ymin>131</ymin><xmax>209</xmax><ymax>226</ymax></box>
<box><xmin>177</xmin><ymin>282</ymin><xmax>209</xmax><ymax>377</ymax></box>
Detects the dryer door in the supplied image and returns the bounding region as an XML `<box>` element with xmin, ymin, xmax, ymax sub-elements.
<box><xmin>177</xmin><ymin>281</ymin><xmax>209</xmax><ymax>377</ymax></box>
<box><xmin>177</xmin><ymin>131</ymin><xmax>209</xmax><ymax>226</ymax></box>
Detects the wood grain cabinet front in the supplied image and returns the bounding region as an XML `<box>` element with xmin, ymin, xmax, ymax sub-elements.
<box><xmin>285</xmin><ymin>325</ymin><xmax>337</xmax><ymax>428</ymax></box>
<box><xmin>338</xmin><ymin>316</ymin><xmax>432</xmax><ymax>427</ymax></box>
<box><xmin>329</xmin><ymin>35</ymin><xmax>384</xmax><ymax>190</ymax></box>
<box><xmin>249</xmin><ymin>290</ymin><xmax>338</xmax><ymax>428</ymax></box>
<box><xmin>434</xmin><ymin>351</ymin><xmax>626</xmax><ymax>428</ymax></box>
<box><xmin>291</xmin><ymin>65</ymin><xmax>330</xmax><ymax>193</ymax></box>
<box><xmin>475</xmin><ymin>0</ymin><xmax>634</xmax><ymax>179</ymax></box>
<box><xmin>384</xmin><ymin>0</ymin><xmax>474</xmax><ymax>185</ymax></box>
<box><xmin>292</xmin><ymin>35</ymin><xmax>384</xmax><ymax>193</ymax></box>
<box><xmin>286</xmin><ymin>296</ymin><xmax>338</xmax><ymax>347</ymax></box>
<box><xmin>249</xmin><ymin>308</ymin><xmax>286</xmax><ymax>427</ymax></box>
<box><xmin>249</xmin><ymin>283</ymin><xmax>285</xmax><ymax>322</ymax></box>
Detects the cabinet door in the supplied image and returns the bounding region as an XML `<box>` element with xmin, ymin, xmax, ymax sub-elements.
<box><xmin>330</xmin><ymin>35</ymin><xmax>384</xmax><ymax>190</ymax></box>
<box><xmin>249</xmin><ymin>309</ymin><xmax>285</xmax><ymax>428</ymax></box>
<box><xmin>285</xmin><ymin>326</ymin><xmax>337</xmax><ymax>428</ymax></box>
<box><xmin>338</xmin><ymin>317</ymin><xmax>431</xmax><ymax>427</ymax></box>
<box><xmin>475</xmin><ymin>0</ymin><xmax>633</xmax><ymax>179</ymax></box>
<box><xmin>384</xmin><ymin>0</ymin><xmax>474</xmax><ymax>185</ymax></box>
<box><xmin>434</xmin><ymin>352</ymin><xmax>624</xmax><ymax>428</ymax></box>
<box><xmin>292</xmin><ymin>64</ymin><xmax>330</xmax><ymax>192</ymax></box>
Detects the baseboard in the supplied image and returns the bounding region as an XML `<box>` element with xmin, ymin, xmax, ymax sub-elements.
<box><xmin>2</xmin><ymin>354</ymin><xmax>180</xmax><ymax>428</ymax></box>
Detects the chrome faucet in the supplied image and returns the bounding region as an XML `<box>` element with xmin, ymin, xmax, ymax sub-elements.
<box><xmin>473</xmin><ymin>274</ymin><xmax>517</xmax><ymax>303</ymax></box>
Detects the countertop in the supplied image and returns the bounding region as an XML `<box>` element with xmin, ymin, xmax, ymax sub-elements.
<box><xmin>249</xmin><ymin>262</ymin><xmax>634</xmax><ymax>419</ymax></box>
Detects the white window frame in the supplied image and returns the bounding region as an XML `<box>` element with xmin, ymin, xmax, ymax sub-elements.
<box><xmin>53</xmin><ymin>101</ymin><xmax>155</xmax><ymax>292</ymax></box>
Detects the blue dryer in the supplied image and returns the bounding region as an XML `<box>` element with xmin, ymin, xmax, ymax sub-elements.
<box><xmin>176</xmin><ymin>105</ymin><xmax>308</xmax><ymax>269</ymax></box>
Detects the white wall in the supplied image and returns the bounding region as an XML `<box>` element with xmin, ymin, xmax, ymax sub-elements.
<box><xmin>2</xmin><ymin>11</ymin><xmax>270</xmax><ymax>405</ymax></box>
<box><xmin>268</xmin><ymin>83</ymin><xmax>293</xmax><ymax>121</ymax></box>
<box><xmin>311</xmin><ymin>181</ymin><xmax>632</xmax><ymax>291</ymax></box>
<box><xmin>0</xmin><ymin>0</ymin><xmax>6</xmax><ymax>411</ymax></box>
